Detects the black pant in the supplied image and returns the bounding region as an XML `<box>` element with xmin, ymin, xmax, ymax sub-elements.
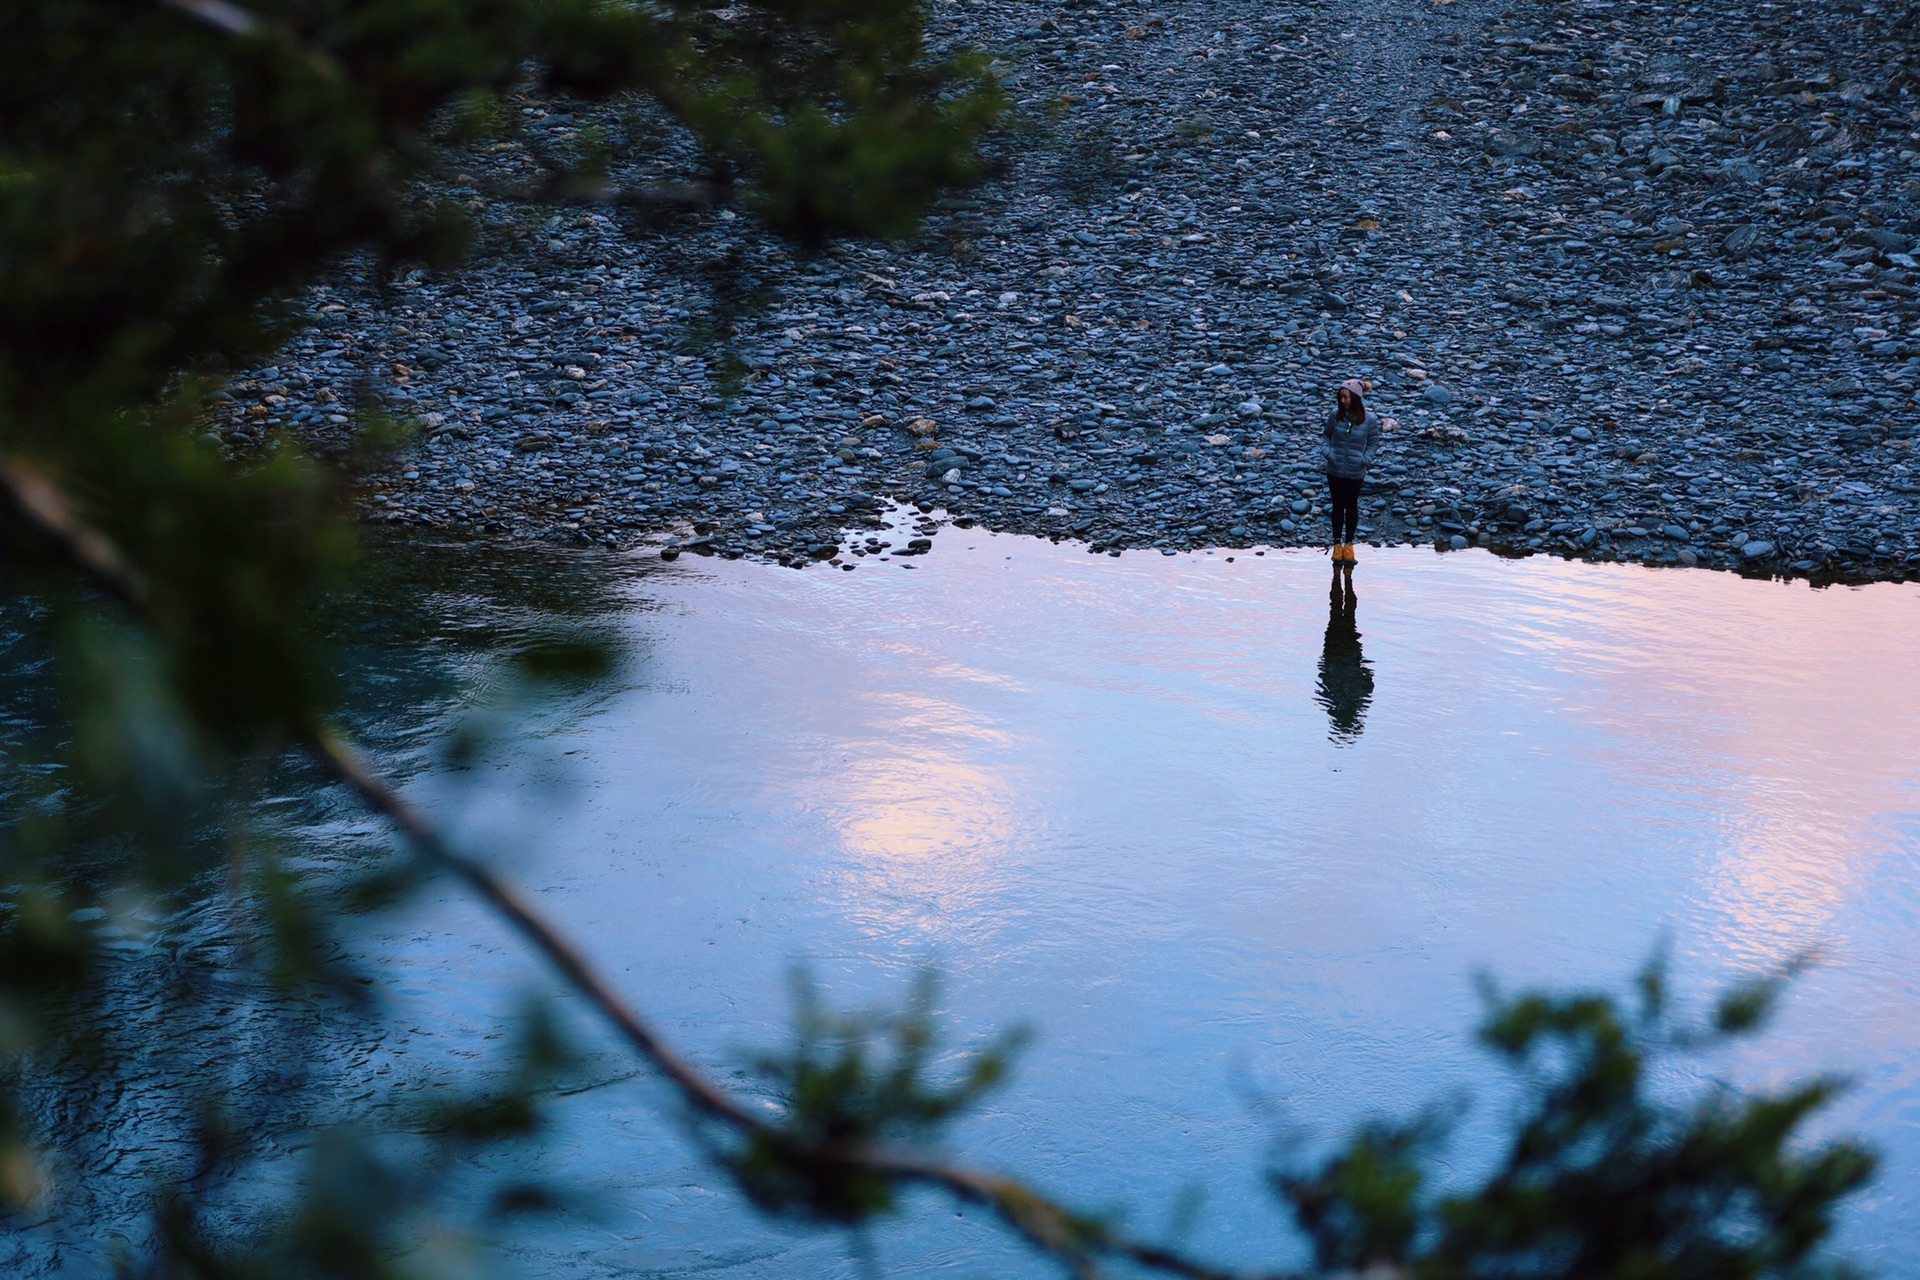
<box><xmin>1328</xmin><ymin>475</ymin><xmax>1362</xmax><ymax>543</ymax></box>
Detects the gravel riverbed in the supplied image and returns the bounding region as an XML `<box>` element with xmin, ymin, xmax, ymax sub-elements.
<box><xmin>226</xmin><ymin>0</ymin><xmax>1920</xmax><ymax>580</ymax></box>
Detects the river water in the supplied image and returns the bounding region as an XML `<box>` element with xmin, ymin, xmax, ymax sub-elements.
<box><xmin>12</xmin><ymin>528</ymin><xmax>1920</xmax><ymax>1276</ymax></box>
<box><xmin>325</xmin><ymin>525</ymin><xmax>1920</xmax><ymax>1279</ymax></box>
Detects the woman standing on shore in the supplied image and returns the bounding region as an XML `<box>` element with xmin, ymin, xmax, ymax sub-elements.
<box><xmin>1323</xmin><ymin>378</ymin><xmax>1379</xmax><ymax>562</ymax></box>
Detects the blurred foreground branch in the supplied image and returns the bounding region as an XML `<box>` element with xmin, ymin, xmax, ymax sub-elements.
<box><xmin>0</xmin><ymin>459</ymin><xmax>152</xmax><ymax>610</ymax></box>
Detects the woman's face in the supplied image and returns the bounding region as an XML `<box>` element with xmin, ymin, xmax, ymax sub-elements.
<box><xmin>1337</xmin><ymin>388</ymin><xmax>1353</xmax><ymax>412</ymax></box>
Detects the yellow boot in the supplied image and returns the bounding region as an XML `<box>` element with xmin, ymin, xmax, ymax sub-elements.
<box><xmin>1346</xmin><ymin>541</ymin><xmax>1360</xmax><ymax>562</ymax></box>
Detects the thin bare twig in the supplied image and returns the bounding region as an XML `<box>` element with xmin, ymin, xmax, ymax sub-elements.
<box><xmin>311</xmin><ymin>730</ymin><xmax>753</xmax><ymax>1128</ymax></box>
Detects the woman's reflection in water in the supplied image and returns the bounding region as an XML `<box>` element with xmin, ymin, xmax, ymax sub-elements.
<box><xmin>1316</xmin><ymin>561</ymin><xmax>1375</xmax><ymax>744</ymax></box>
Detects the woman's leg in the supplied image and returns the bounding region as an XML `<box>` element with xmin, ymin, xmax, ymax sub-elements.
<box><xmin>1330</xmin><ymin>477</ymin><xmax>1360</xmax><ymax>543</ymax></box>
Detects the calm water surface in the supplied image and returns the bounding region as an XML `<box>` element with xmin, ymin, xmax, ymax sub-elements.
<box><xmin>339</xmin><ymin>529</ymin><xmax>1920</xmax><ymax>1278</ymax></box>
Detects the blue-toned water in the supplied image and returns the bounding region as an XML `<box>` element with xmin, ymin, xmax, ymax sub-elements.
<box><xmin>12</xmin><ymin>526</ymin><xmax>1919</xmax><ymax>1277</ymax></box>
<box><xmin>346</xmin><ymin>527</ymin><xmax>1920</xmax><ymax>1278</ymax></box>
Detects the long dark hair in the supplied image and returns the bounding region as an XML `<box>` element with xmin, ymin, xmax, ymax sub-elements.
<box><xmin>1337</xmin><ymin>384</ymin><xmax>1365</xmax><ymax>423</ymax></box>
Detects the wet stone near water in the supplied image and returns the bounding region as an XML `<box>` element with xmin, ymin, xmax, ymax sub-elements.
<box><xmin>229</xmin><ymin>0</ymin><xmax>1919</xmax><ymax>583</ymax></box>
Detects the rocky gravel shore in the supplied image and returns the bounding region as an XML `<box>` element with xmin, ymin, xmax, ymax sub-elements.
<box><xmin>225</xmin><ymin>0</ymin><xmax>1920</xmax><ymax>580</ymax></box>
